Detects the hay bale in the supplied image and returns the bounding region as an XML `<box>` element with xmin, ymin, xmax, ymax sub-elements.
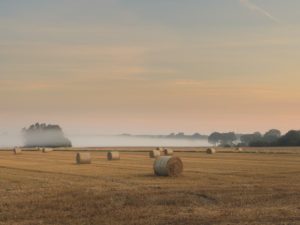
<box><xmin>156</xmin><ymin>147</ymin><xmax>163</xmax><ymax>151</ymax></box>
<box><xmin>13</xmin><ymin>148</ymin><xmax>22</xmax><ymax>154</ymax></box>
<box><xmin>163</xmin><ymin>148</ymin><xmax>174</xmax><ymax>156</ymax></box>
<box><xmin>76</xmin><ymin>152</ymin><xmax>91</xmax><ymax>164</ymax></box>
<box><xmin>153</xmin><ymin>156</ymin><xmax>183</xmax><ymax>176</ymax></box>
<box><xmin>149</xmin><ymin>150</ymin><xmax>160</xmax><ymax>158</ymax></box>
<box><xmin>42</xmin><ymin>148</ymin><xmax>53</xmax><ymax>153</ymax></box>
<box><xmin>206</xmin><ymin>148</ymin><xmax>216</xmax><ymax>154</ymax></box>
<box><xmin>107</xmin><ymin>151</ymin><xmax>120</xmax><ymax>160</ymax></box>
<box><xmin>236</xmin><ymin>147</ymin><xmax>243</xmax><ymax>152</ymax></box>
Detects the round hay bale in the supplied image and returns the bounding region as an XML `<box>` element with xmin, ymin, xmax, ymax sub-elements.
<box><xmin>107</xmin><ymin>151</ymin><xmax>120</xmax><ymax>160</ymax></box>
<box><xmin>42</xmin><ymin>148</ymin><xmax>53</xmax><ymax>153</ymax></box>
<box><xmin>76</xmin><ymin>152</ymin><xmax>91</xmax><ymax>164</ymax></box>
<box><xmin>163</xmin><ymin>148</ymin><xmax>174</xmax><ymax>156</ymax></box>
<box><xmin>236</xmin><ymin>147</ymin><xmax>243</xmax><ymax>152</ymax></box>
<box><xmin>149</xmin><ymin>150</ymin><xmax>161</xmax><ymax>158</ymax></box>
<box><xmin>153</xmin><ymin>156</ymin><xmax>183</xmax><ymax>176</ymax></box>
<box><xmin>206</xmin><ymin>148</ymin><xmax>216</xmax><ymax>154</ymax></box>
<box><xmin>13</xmin><ymin>148</ymin><xmax>22</xmax><ymax>155</ymax></box>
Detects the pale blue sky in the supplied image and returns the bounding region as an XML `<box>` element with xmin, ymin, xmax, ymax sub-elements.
<box><xmin>1</xmin><ymin>0</ymin><xmax>300</xmax><ymax>134</ymax></box>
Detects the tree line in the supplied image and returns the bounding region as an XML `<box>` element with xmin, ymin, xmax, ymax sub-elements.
<box><xmin>208</xmin><ymin>129</ymin><xmax>300</xmax><ymax>147</ymax></box>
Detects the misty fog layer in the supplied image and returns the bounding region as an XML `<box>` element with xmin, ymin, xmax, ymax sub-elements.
<box><xmin>69</xmin><ymin>135</ymin><xmax>210</xmax><ymax>147</ymax></box>
<box><xmin>23</xmin><ymin>130</ymin><xmax>72</xmax><ymax>148</ymax></box>
<box><xmin>0</xmin><ymin>134</ymin><xmax>23</xmax><ymax>148</ymax></box>
<box><xmin>0</xmin><ymin>134</ymin><xmax>209</xmax><ymax>148</ymax></box>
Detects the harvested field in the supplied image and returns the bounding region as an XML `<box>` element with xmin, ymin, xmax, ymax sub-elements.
<box><xmin>0</xmin><ymin>148</ymin><xmax>299</xmax><ymax>225</ymax></box>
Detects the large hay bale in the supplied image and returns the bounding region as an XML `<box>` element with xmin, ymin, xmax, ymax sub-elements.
<box><xmin>153</xmin><ymin>156</ymin><xmax>183</xmax><ymax>176</ymax></box>
<box><xmin>13</xmin><ymin>148</ymin><xmax>22</xmax><ymax>155</ymax></box>
<box><xmin>206</xmin><ymin>148</ymin><xmax>216</xmax><ymax>154</ymax></box>
<box><xmin>76</xmin><ymin>152</ymin><xmax>91</xmax><ymax>164</ymax></box>
<box><xmin>42</xmin><ymin>148</ymin><xmax>53</xmax><ymax>153</ymax></box>
<box><xmin>107</xmin><ymin>151</ymin><xmax>120</xmax><ymax>160</ymax></box>
<box><xmin>163</xmin><ymin>148</ymin><xmax>174</xmax><ymax>156</ymax></box>
<box><xmin>149</xmin><ymin>150</ymin><xmax>160</xmax><ymax>158</ymax></box>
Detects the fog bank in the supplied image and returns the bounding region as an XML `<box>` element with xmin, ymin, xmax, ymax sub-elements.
<box><xmin>69</xmin><ymin>135</ymin><xmax>210</xmax><ymax>147</ymax></box>
<box><xmin>0</xmin><ymin>134</ymin><xmax>210</xmax><ymax>148</ymax></box>
<box><xmin>0</xmin><ymin>134</ymin><xmax>23</xmax><ymax>148</ymax></box>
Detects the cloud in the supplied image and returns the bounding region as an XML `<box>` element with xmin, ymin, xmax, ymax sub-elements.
<box><xmin>239</xmin><ymin>0</ymin><xmax>280</xmax><ymax>23</ymax></box>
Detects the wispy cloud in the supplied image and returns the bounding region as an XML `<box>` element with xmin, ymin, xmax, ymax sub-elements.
<box><xmin>239</xmin><ymin>0</ymin><xmax>280</xmax><ymax>23</ymax></box>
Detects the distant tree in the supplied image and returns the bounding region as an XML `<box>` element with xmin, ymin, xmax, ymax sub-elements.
<box><xmin>175</xmin><ymin>132</ymin><xmax>185</xmax><ymax>138</ymax></box>
<box><xmin>192</xmin><ymin>133</ymin><xmax>201</xmax><ymax>139</ymax></box>
<box><xmin>263</xmin><ymin>129</ymin><xmax>281</xmax><ymax>143</ymax></box>
<box><xmin>208</xmin><ymin>132</ymin><xmax>236</xmax><ymax>146</ymax></box>
<box><xmin>248</xmin><ymin>130</ymin><xmax>300</xmax><ymax>147</ymax></box>
<box><xmin>240</xmin><ymin>132</ymin><xmax>262</xmax><ymax>146</ymax></box>
<box><xmin>22</xmin><ymin>123</ymin><xmax>72</xmax><ymax>148</ymax></box>
<box><xmin>208</xmin><ymin>132</ymin><xmax>222</xmax><ymax>146</ymax></box>
<box><xmin>249</xmin><ymin>140</ymin><xmax>271</xmax><ymax>147</ymax></box>
<box><xmin>220</xmin><ymin>132</ymin><xmax>237</xmax><ymax>146</ymax></box>
<box><xmin>168</xmin><ymin>133</ymin><xmax>176</xmax><ymax>138</ymax></box>
<box><xmin>277</xmin><ymin>130</ymin><xmax>300</xmax><ymax>146</ymax></box>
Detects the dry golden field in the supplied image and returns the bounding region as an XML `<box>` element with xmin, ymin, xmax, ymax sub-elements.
<box><xmin>0</xmin><ymin>148</ymin><xmax>299</xmax><ymax>225</ymax></box>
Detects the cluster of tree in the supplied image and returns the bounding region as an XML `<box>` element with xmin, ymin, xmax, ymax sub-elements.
<box><xmin>277</xmin><ymin>130</ymin><xmax>300</xmax><ymax>146</ymax></box>
<box><xmin>208</xmin><ymin>132</ymin><xmax>237</xmax><ymax>146</ymax></box>
<box><xmin>121</xmin><ymin>129</ymin><xmax>300</xmax><ymax>147</ymax></box>
<box><xmin>240</xmin><ymin>129</ymin><xmax>281</xmax><ymax>146</ymax></box>
<box><xmin>22</xmin><ymin>123</ymin><xmax>72</xmax><ymax>148</ymax></box>
<box><xmin>240</xmin><ymin>129</ymin><xmax>300</xmax><ymax>147</ymax></box>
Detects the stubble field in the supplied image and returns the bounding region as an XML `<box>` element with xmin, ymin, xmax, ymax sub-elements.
<box><xmin>0</xmin><ymin>147</ymin><xmax>299</xmax><ymax>225</ymax></box>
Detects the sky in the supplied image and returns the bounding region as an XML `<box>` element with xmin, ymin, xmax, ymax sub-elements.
<box><xmin>1</xmin><ymin>0</ymin><xmax>300</xmax><ymax>135</ymax></box>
